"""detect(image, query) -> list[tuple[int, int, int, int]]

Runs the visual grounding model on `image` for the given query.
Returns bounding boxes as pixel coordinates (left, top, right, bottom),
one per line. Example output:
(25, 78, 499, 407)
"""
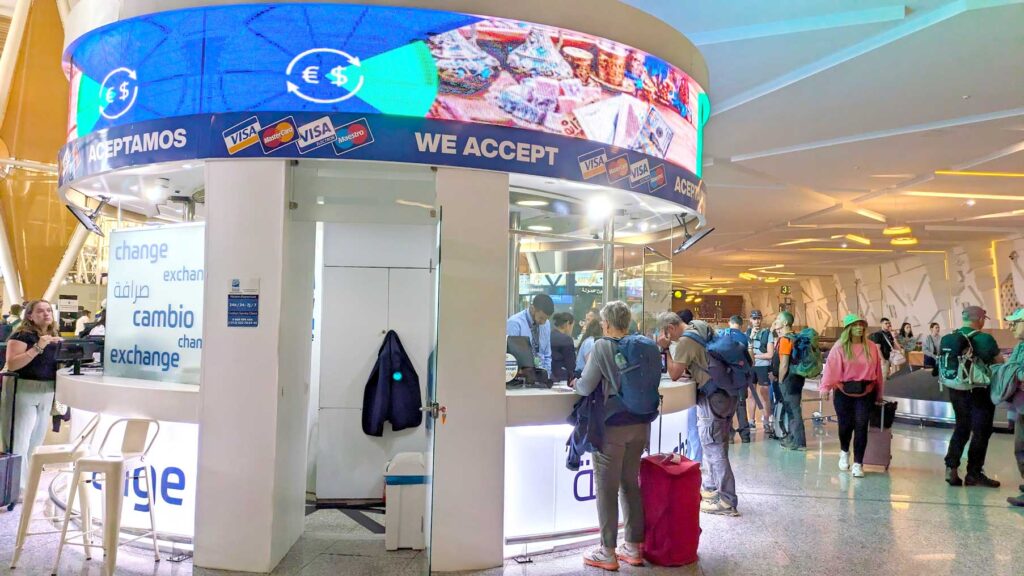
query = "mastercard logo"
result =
(607, 157, 629, 181)
(259, 117, 298, 153)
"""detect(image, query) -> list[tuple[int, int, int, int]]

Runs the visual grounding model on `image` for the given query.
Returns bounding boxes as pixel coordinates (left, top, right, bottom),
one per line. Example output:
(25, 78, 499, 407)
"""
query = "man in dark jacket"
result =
(550, 312, 577, 384)
(869, 317, 895, 376)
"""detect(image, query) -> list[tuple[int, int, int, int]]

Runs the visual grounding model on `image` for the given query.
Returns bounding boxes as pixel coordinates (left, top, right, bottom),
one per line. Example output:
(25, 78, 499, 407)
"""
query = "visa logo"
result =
(296, 116, 337, 154)
(629, 159, 650, 185)
(222, 117, 262, 155)
(578, 149, 608, 180)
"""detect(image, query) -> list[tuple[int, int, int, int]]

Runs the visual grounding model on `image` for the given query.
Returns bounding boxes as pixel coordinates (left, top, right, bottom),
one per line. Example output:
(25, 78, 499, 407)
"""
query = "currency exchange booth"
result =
(56, 0, 710, 572)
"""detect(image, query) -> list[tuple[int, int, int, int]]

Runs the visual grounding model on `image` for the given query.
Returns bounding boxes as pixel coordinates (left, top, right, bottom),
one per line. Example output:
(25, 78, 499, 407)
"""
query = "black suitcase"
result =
(0, 371, 21, 511)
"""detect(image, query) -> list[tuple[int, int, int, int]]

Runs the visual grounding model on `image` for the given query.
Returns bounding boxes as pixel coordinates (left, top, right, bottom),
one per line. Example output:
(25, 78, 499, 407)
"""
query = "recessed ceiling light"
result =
(527, 225, 553, 232)
(965, 199, 977, 207)
(639, 221, 650, 232)
(764, 277, 780, 284)
(316, 196, 325, 205)
(841, 243, 849, 249)
(129, 184, 139, 192)
(716, 289, 727, 294)
(516, 200, 549, 207)
(587, 196, 613, 222)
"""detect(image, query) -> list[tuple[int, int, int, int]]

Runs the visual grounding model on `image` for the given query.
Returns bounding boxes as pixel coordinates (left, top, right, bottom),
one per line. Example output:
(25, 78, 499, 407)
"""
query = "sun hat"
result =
(842, 313, 867, 328)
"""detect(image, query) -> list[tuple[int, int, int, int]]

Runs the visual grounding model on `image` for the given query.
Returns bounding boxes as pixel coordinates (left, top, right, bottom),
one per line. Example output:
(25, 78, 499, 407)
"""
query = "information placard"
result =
(105, 224, 205, 384)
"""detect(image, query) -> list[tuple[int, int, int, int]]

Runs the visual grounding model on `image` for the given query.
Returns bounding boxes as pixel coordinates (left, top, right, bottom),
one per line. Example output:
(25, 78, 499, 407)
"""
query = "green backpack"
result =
(790, 328, 823, 378)
(937, 330, 991, 391)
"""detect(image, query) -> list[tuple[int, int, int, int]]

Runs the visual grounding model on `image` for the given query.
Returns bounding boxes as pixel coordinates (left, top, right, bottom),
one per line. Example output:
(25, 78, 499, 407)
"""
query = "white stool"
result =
(52, 418, 160, 576)
(10, 413, 102, 569)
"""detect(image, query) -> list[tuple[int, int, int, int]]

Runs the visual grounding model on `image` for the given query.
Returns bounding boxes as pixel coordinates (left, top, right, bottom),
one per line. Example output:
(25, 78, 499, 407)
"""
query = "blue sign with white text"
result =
(227, 294, 259, 328)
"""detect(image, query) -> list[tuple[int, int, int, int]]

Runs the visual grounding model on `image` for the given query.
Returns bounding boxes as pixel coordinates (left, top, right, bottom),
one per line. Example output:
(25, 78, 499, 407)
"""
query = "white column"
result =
(194, 160, 311, 572)
(430, 168, 508, 572)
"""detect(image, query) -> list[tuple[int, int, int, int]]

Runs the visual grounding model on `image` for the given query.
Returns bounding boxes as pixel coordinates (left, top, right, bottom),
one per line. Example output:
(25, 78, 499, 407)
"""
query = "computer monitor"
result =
(506, 336, 535, 369)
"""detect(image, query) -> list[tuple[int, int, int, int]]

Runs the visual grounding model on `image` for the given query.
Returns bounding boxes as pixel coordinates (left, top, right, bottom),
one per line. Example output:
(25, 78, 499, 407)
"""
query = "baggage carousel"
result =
(883, 367, 1013, 431)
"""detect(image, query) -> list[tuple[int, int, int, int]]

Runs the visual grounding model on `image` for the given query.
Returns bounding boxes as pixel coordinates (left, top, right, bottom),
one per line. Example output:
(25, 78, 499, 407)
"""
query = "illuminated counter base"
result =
(504, 379, 696, 554)
(56, 370, 199, 541)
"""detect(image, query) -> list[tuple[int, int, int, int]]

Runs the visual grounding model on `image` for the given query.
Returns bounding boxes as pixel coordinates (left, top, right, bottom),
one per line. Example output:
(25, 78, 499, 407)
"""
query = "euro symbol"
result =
(302, 66, 319, 85)
(105, 88, 115, 104)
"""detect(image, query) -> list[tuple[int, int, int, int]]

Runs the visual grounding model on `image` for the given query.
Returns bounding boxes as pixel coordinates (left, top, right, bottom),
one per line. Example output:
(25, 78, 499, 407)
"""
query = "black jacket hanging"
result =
(362, 330, 423, 436)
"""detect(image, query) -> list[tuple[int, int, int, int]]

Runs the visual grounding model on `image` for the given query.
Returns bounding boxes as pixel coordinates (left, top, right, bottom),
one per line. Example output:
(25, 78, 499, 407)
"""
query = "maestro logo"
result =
(259, 117, 298, 154)
(333, 118, 374, 156)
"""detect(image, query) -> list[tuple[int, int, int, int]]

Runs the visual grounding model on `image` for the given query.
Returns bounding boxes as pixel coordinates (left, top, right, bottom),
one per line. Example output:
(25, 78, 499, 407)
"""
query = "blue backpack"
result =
(682, 330, 754, 398)
(604, 335, 662, 418)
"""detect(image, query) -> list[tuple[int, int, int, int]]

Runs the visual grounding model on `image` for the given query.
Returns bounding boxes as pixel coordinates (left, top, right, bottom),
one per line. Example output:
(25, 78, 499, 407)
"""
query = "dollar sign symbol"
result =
(328, 65, 348, 88)
(119, 81, 130, 101)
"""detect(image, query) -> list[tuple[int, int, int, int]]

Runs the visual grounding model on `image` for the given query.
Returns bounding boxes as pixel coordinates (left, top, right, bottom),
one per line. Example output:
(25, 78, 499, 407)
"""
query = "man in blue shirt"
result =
(507, 294, 555, 374)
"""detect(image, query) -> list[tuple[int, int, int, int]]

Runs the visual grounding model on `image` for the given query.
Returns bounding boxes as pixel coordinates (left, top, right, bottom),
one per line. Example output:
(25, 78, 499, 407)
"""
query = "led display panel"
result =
(65, 3, 706, 174)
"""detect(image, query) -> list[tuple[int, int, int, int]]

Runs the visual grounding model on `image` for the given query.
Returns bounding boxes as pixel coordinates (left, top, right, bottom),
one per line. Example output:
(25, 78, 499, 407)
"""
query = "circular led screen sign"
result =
(60, 3, 709, 213)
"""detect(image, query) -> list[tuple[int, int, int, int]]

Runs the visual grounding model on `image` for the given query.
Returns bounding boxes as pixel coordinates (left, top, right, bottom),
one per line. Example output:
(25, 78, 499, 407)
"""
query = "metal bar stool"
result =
(10, 413, 102, 569)
(52, 418, 161, 576)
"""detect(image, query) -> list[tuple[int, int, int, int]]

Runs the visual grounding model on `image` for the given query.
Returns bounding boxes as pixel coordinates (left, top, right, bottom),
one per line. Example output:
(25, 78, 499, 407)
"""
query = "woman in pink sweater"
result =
(821, 314, 885, 478)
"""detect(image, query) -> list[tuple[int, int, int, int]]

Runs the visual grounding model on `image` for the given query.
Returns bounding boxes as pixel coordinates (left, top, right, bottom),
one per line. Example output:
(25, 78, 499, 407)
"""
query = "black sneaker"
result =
(964, 472, 1000, 488)
(945, 467, 963, 487)
(1008, 495, 1024, 507)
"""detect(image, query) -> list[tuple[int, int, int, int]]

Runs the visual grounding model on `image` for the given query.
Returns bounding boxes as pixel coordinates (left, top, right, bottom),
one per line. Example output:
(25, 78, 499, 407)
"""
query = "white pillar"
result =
(430, 168, 508, 572)
(194, 160, 312, 572)
(43, 224, 90, 302)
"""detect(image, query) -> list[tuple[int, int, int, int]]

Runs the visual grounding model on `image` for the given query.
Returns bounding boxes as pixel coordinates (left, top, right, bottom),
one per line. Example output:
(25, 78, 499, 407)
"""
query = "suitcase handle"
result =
(1, 372, 17, 452)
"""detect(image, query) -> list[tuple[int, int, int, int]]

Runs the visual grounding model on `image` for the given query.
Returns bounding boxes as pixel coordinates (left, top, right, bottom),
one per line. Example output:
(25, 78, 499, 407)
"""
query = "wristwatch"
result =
(33, 345, 44, 354)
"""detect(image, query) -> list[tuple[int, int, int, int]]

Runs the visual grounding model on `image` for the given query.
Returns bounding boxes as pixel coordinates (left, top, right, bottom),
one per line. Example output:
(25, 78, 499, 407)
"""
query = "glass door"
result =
(642, 246, 673, 336)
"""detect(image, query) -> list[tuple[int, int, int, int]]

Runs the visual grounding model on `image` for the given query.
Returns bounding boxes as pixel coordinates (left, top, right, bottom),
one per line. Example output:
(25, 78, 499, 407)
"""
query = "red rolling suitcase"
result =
(639, 453, 701, 566)
(863, 401, 895, 471)
(0, 372, 21, 511)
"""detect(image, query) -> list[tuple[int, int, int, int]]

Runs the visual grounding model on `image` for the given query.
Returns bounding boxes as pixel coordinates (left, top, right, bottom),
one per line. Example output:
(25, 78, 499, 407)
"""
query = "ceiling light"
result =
(693, 297, 703, 303)
(128, 184, 139, 192)
(776, 238, 825, 247)
(965, 199, 976, 207)
(702, 288, 714, 293)
(964, 208, 1024, 221)
(749, 264, 784, 271)
(903, 191, 1024, 202)
(739, 272, 759, 281)
(685, 295, 695, 303)
(848, 207, 887, 222)
(841, 243, 849, 248)
(764, 277, 779, 284)
(716, 289, 727, 294)
(316, 196, 325, 205)
(587, 196, 613, 222)
(144, 186, 163, 202)
(934, 170, 1024, 178)
(638, 221, 650, 232)
(844, 234, 871, 246)
(516, 199, 549, 207)
(882, 225, 912, 236)
(182, 163, 194, 170)
(800, 247, 893, 253)
(527, 225, 553, 232)
(890, 237, 919, 246)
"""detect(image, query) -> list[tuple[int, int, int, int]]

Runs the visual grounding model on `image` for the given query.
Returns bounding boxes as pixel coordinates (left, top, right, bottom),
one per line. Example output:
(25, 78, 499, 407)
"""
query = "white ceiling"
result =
(623, 0, 1024, 289)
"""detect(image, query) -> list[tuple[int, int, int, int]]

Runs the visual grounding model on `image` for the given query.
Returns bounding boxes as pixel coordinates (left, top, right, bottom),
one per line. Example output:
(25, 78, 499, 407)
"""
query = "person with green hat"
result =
(819, 314, 885, 478)
(997, 308, 1024, 507)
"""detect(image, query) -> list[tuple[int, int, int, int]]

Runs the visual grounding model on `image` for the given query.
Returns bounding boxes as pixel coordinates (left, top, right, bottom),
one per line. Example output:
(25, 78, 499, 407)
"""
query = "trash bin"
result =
(384, 452, 427, 551)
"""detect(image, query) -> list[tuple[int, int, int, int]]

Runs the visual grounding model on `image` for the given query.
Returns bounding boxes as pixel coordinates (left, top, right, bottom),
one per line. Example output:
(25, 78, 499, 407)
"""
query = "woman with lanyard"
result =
(820, 314, 884, 478)
(1, 300, 62, 496)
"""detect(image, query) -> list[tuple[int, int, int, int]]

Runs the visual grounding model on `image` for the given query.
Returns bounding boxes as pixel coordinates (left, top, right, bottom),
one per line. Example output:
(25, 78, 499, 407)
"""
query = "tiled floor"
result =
(2, 420, 1023, 575)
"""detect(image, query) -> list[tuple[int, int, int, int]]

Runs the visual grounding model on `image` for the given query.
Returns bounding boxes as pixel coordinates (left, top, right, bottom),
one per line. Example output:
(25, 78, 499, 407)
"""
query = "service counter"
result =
(503, 377, 697, 554)
(56, 369, 199, 543)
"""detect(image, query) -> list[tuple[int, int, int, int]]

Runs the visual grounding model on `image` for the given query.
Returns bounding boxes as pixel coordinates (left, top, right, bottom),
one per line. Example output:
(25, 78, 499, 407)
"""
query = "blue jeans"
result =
(683, 406, 702, 462)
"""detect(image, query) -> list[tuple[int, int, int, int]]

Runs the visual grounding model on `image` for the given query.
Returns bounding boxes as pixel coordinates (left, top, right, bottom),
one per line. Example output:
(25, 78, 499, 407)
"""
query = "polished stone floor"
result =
(2, 419, 1023, 575)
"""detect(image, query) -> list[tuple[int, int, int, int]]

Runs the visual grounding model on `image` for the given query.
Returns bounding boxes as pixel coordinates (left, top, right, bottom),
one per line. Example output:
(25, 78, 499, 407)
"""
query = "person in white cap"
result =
(998, 308, 1024, 507)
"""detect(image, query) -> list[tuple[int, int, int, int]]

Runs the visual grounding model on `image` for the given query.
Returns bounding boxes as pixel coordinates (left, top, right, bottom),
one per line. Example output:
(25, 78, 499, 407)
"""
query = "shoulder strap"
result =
(681, 332, 707, 348)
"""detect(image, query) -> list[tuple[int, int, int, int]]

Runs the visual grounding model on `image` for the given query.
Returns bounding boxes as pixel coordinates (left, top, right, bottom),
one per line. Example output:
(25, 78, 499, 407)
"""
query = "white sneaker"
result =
(852, 463, 865, 478)
(838, 451, 850, 471)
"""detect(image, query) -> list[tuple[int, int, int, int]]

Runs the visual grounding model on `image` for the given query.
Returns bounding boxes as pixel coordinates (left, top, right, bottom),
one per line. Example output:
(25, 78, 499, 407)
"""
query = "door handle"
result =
(420, 402, 447, 423)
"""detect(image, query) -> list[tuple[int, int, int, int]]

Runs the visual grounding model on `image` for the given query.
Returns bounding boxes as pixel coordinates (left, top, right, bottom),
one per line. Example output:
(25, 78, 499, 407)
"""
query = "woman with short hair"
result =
(575, 301, 658, 570)
(820, 314, 884, 478)
(1, 300, 63, 494)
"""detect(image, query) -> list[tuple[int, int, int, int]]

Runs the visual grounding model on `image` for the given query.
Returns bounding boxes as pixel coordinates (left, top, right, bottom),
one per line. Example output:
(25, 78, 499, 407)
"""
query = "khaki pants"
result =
(593, 422, 650, 549)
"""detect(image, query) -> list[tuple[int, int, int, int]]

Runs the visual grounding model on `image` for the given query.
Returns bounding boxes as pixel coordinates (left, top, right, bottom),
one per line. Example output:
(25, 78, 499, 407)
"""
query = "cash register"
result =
(505, 335, 552, 389)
